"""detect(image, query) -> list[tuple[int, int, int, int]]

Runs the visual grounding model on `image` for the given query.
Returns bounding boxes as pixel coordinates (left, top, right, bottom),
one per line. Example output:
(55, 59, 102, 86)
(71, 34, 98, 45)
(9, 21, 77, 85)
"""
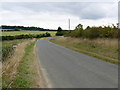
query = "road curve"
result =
(36, 37, 118, 88)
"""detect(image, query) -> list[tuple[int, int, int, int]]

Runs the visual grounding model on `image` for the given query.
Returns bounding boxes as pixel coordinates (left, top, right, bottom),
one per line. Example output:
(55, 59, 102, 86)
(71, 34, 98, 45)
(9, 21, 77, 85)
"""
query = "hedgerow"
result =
(64, 24, 118, 39)
(1, 32, 51, 41)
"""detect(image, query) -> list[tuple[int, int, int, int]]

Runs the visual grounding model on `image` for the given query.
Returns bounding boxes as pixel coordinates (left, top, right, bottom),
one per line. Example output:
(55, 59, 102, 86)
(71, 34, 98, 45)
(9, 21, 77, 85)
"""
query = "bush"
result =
(44, 32, 51, 37)
(87, 27, 100, 39)
(56, 31, 63, 36)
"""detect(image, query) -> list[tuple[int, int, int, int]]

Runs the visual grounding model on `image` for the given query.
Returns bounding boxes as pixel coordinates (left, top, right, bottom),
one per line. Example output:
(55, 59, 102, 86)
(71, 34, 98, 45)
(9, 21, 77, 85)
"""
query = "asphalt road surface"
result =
(36, 37, 118, 88)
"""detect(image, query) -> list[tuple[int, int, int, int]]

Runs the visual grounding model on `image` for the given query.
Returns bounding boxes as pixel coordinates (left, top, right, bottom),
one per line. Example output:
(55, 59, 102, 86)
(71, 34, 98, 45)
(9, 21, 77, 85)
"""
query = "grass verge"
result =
(11, 40, 36, 88)
(50, 37, 119, 65)
(2, 40, 29, 88)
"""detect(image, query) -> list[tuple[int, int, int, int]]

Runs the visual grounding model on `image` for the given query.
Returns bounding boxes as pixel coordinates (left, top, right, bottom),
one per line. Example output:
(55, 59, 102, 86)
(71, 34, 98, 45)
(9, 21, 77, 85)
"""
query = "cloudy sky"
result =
(0, 0, 119, 30)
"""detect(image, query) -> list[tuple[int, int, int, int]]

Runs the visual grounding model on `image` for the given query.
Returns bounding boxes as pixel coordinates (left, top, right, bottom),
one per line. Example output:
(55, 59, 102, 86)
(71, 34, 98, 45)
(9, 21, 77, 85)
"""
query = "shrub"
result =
(56, 31, 63, 36)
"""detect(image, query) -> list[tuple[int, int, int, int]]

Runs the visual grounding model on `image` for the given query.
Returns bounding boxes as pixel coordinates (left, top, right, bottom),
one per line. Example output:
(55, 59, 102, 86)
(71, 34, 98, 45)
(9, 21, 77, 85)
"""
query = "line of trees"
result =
(1, 25, 52, 31)
(58, 24, 118, 39)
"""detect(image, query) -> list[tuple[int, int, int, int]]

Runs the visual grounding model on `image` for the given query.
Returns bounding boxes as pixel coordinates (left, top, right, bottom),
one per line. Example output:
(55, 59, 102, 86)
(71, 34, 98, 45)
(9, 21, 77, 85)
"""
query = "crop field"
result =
(2, 31, 57, 36)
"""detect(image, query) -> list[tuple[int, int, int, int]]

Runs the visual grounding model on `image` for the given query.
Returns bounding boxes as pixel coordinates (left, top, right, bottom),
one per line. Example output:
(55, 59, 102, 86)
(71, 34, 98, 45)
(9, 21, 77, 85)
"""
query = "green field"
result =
(2, 31, 57, 36)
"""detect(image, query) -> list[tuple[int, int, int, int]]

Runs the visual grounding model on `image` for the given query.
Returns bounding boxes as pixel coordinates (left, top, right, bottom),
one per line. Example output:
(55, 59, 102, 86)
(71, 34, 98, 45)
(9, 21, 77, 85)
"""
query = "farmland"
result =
(2, 31, 57, 36)
(1, 30, 54, 61)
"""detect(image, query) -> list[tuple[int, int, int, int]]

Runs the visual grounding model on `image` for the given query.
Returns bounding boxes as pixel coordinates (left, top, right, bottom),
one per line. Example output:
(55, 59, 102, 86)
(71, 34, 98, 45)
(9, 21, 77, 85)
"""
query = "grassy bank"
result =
(2, 40, 29, 88)
(2, 40, 26, 62)
(11, 40, 37, 88)
(2, 31, 56, 36)
(50, 37, 119, 65)
(2, 40, 37, 88)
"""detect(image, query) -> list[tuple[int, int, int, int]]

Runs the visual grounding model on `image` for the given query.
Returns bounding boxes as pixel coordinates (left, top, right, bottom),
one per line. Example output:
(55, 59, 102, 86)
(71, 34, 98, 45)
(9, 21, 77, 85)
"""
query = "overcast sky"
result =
(0, 1, 119, 30)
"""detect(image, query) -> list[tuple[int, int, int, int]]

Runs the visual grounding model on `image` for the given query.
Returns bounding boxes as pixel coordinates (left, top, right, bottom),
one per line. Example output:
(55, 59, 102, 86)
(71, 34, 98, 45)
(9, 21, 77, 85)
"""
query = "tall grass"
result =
(2, 46, 14, 62)
(2, 40, 26, 62)
(50, 37, 118, 64)
(12, 40, 36, 88)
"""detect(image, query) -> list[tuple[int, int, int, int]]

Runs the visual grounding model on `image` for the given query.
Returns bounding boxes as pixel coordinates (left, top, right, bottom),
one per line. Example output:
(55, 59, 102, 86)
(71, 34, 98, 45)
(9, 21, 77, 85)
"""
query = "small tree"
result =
(75, 24, 83, 30)
(58, 27, 62, 31)
(56, 27, 63, 36)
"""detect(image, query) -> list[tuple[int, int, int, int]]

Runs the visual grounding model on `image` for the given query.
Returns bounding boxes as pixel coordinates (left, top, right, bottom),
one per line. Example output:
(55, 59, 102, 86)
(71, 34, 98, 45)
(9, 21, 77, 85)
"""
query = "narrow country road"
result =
(36, 37, 118, 88)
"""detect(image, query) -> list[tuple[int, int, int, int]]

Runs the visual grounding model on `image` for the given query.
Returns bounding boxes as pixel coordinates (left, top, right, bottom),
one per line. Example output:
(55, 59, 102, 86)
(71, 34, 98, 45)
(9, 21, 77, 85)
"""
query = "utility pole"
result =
(68, 18, 70, 30)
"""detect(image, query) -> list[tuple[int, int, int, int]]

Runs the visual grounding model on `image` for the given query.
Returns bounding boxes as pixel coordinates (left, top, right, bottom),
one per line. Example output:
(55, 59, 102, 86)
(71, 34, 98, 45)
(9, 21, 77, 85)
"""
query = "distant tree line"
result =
(56, 24, 118, 39)
(1, 32, 51, 41)
(1, 25, 54, 31)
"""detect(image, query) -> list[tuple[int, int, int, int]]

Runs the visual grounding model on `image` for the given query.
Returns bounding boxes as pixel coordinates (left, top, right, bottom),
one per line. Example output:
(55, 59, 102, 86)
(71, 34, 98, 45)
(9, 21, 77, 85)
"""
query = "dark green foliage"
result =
(44, 32, 51, 37)
(58, 27, 62, 32)
(65, 24, 84, 37)
(1, 25, 56, 31)
(56, 27, 64, 36)
(65, 24, 118, 39)
(14, 28, 20, 31)
(1, 32, 51, 41)
(2, 46, 14, 62)
(56, 31, 68, 36)
(75, 24, 83, 30)
(56, 31, 63, 36)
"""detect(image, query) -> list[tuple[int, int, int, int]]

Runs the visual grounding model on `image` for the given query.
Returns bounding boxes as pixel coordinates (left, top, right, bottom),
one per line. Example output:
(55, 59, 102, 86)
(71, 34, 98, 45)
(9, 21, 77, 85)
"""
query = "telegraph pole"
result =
(68, 18, 70, 30)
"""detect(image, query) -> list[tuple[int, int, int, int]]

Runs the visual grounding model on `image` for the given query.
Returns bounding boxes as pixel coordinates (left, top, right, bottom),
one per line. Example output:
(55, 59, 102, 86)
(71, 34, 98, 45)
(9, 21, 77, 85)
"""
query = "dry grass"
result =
(2, 38, 48, 88)
(2, 40, 31, 88)
(50, 37, 118, 64)
(11, 38, 49, 88)
(57, 37, 118, 49)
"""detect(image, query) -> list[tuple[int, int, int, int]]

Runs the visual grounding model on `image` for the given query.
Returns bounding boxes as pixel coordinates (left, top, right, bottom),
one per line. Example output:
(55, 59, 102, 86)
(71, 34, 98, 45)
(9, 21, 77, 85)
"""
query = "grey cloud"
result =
(1, 2, 117, 20)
